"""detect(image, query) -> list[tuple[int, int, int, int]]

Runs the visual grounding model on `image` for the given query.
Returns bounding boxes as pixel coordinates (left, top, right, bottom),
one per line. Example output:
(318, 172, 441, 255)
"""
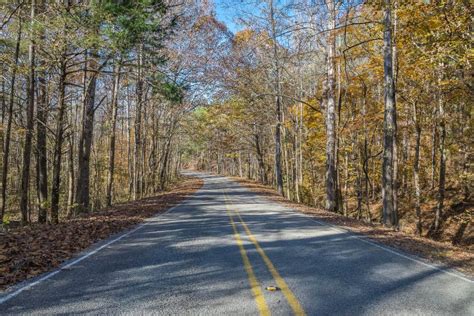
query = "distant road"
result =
(1, 172, 473, 315)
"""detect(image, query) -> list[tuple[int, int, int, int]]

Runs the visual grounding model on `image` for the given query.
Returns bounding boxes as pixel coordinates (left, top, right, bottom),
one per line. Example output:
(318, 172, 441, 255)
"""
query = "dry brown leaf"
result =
(0, 177, 203, 290)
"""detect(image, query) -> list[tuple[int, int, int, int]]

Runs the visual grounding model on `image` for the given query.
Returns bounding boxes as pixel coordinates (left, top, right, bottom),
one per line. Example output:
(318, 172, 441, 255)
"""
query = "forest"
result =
(0, 0, 472, 274)
(181, 0, 473, 246)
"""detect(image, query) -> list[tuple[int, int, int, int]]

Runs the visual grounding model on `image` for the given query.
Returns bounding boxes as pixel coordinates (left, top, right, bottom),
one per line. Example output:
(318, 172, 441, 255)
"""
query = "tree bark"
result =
(50, 58, 67, 224)
(75, 49, 98, 214)
(36, 1, 48, 224)
(361, 84, 371, 221)
(106, 62, 122, 206)
(160, 127, 174, 190)
(298, 102, 303, 202)
(255, 132, 268, 184)
(412, 101, 422, 236)
(325, 0, 338, 212)
(134, 44, 144, 200)
(1, 65, 5, 125)
(126, 90, 133, 199)
(238, 151, 243, 178)
(430, 114, 437, 190)
(1, 17, 21, 223)
(268, 0, 284, 195)
(141, 97, 148, 195)
(391, 0, 399, 225)
(20, 0, 36, 224)
(435, 68, 446, 232)
(381, 0, 398, 227)
(67, 135, 75, 216)
(282, 122, 291, 199)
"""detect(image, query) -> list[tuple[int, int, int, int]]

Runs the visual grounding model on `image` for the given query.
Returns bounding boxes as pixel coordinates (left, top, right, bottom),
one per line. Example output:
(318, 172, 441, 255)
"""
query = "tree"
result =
(106, 61, 121, 206)
(179, 0, 471, 245)
(325, 0, 338, 213)
(36, 0, 48, 223)
(1, 14, 22, 224)
(75, 47, 102, 214)
(381, 0, 397, 227)
(20, 0, 36, 224)
(0, 0, 471, 249)
(268, 0, 284, 196)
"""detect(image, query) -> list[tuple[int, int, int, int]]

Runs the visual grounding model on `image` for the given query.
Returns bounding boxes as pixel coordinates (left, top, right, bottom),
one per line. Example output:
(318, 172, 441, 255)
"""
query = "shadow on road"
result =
(3, 173, 473, 315)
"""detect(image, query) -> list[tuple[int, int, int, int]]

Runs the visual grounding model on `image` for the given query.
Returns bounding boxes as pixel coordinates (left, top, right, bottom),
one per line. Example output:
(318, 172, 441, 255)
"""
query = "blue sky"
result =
(214, 0, 292, 35)
(214, 0, 248, 34)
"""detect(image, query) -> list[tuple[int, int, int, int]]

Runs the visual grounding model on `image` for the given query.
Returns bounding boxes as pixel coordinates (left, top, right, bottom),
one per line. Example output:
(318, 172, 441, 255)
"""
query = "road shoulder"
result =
(0, 176, 203, 291)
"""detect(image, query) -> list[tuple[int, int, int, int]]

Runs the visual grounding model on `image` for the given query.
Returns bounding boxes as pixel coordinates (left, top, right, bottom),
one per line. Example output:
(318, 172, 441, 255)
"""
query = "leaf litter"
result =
(0, 177, 203, 290)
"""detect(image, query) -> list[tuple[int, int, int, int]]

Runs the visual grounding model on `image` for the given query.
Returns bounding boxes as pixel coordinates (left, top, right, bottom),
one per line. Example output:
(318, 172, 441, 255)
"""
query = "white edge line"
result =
(0, 196, 194, 305)
(308, 217, 473, 283)
(229, 176, 474, 284)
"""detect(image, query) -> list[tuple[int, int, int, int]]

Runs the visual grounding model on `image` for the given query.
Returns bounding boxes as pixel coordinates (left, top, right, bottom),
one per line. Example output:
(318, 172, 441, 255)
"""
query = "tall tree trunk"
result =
(141, 96, 148, 195)
(238, 151, 243, 178)
(461, 107, 470, 200)
(176, 150, 182, 178)
(435, 68, 446, 232)
(1, 65, 5, 125)
(160, 130, 174, 190)
(67, 136, 75, 216)
(282, 123, 291, 199)
(255, 132, 268, 184)
(126, 90, 133, 199)
(149, 105, 159, 193)
(247, 153, 251, 179)
(134, 44, 144, 200)
(1, 18, 21, 223)
(361, 84, 371, 221)
(336, 57, 344, 214)
(298, 102, 303, 202)
(381, 0, 398, 227)
(50, 0, 71, 224)
(106, 62, 122, 206)
(36, 1, 48, 223)
(20, 0, 36, 224)
(412, 101, 422, 236)
(430, 113, 437, 190)
(75, 50, 98, 214)
(391, 0, 399, 224)
(268, 0, 284, 195)
(50, 58, 67, 224)
(293, 132, 298, 202)
(294, 104, 300, 202)
(325, 0, 338, 212)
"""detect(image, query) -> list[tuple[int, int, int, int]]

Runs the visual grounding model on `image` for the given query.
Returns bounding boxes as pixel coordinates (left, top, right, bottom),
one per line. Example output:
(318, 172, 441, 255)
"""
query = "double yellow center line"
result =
(223, 190, 306, 316)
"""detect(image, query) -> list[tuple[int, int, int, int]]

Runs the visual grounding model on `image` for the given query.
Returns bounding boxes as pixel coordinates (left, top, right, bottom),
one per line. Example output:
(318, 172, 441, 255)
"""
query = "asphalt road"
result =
(1, 172, 473, 315)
